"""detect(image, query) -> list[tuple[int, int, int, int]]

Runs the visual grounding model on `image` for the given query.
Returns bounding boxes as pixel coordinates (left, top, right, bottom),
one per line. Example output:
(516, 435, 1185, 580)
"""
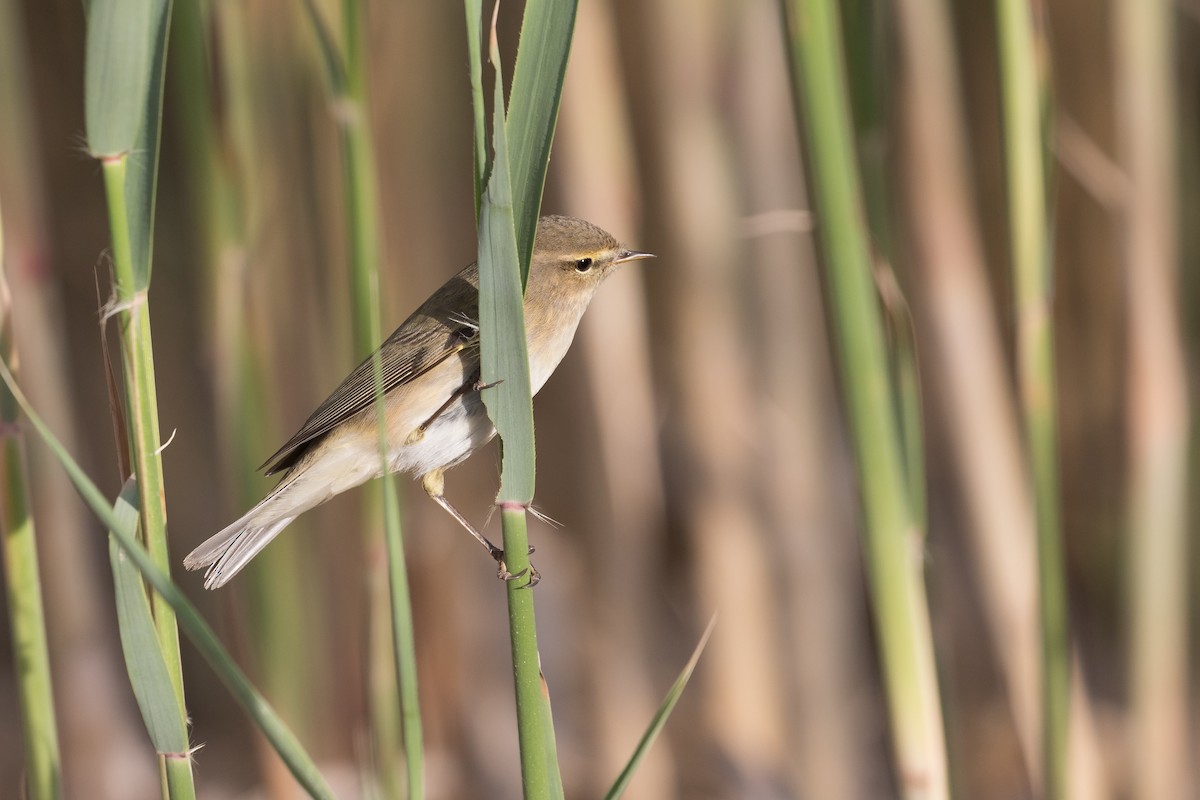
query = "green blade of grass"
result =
(123, 0, 172, 286)
(108, 478, 190, 758)
(474, 3, 575, 795)
(604, 616, 716, 800)
(506, 0, 578, 274)
(0, 363, 337, 800)
(84, 0, 154, 158)
(479, 20, 535, 505)
(477, 25, 552, 791)
(465, 0, 487, 216)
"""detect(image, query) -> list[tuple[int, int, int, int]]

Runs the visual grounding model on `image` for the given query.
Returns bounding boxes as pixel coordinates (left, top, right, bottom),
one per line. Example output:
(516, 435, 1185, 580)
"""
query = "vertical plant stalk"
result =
(1115, 1, 1191, 798)
(339, 0, 384, 362)
(0, 210, 63, 800)
(302, 0, 426, 791)
(474, 8, 566, 794)
(367, 265, 425, 799)
(500, 508, 553, 798)
(101, 157, 196, 800)
(101, 158, 183, 703)
(780, 1, 949, 798)
(87, 0, 192, 791)
(995, 2, 1068, 797)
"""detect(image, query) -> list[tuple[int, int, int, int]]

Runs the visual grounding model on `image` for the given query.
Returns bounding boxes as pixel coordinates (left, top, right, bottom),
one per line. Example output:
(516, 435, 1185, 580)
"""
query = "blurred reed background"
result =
(0, 0, 1197, 798)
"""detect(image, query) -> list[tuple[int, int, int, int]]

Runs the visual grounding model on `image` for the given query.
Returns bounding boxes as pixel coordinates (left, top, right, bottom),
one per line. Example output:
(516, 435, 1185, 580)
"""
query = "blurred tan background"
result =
(1, 0, 1197, 798)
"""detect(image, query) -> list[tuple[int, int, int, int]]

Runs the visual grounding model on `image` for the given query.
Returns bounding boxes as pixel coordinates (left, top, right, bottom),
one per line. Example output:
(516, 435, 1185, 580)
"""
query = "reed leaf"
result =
(107, 478, 189, 759)
(477, 17, 556, 794)
(84, 0, 154, 159)
(479, 24, 535, 504)
(506, 0, 578, 273)
(604, 616, 716, 800)
(465, 0, 487, 215)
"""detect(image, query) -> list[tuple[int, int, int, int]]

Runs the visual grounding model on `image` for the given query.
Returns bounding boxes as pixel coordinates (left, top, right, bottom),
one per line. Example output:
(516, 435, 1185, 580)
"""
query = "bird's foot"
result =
(490, 545, 540, 587)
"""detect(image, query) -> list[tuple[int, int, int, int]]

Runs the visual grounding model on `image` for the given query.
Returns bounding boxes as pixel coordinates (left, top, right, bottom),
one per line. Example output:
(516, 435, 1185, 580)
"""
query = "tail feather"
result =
(185, 442, 369, 588)
(184, 503, 297, 589)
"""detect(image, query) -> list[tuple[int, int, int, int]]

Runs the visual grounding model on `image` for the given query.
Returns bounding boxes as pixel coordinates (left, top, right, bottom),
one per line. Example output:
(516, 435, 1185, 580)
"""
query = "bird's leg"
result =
(405, 379, 473, 445)
(421, 470, 527, 582)
(405, 372, 502, 445)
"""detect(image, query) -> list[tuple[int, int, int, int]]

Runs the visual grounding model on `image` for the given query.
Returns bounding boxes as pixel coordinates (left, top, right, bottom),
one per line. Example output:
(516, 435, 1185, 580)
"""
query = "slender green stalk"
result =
(475, 16, 562, 795)
(780, 1, 948, 797)
(0, 363, 337, 800)
(300, 0, 425, 791)
(471, 3, 576, 794)
(499, 507, 553, 799)
(368, 264, 424, 797)
(342, 17, 425, 800)
(0, 212, 63, 800)
(995, 2, 1067, 796)
(340, 0, 384, 362)
(102, 157, 183, 699)
(382, 473, 422, 798)
(101, 156, 195, 798)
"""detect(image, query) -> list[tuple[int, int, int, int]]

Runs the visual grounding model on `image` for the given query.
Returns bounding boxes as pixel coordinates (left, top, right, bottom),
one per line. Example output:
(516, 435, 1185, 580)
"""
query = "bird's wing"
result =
(261, 265, 481, 475)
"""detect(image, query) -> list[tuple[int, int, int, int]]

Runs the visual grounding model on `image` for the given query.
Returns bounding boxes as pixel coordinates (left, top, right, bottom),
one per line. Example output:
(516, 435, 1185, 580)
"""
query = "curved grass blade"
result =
(0, 364, 337, 800)
(604, 616, 715, 800)
(479, 20, 535, 505)
(108, 477, 189, 758)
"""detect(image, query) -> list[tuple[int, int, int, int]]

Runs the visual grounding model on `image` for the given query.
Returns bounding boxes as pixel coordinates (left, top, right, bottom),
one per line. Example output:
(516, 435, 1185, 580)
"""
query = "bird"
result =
(184, 215, 653, 589)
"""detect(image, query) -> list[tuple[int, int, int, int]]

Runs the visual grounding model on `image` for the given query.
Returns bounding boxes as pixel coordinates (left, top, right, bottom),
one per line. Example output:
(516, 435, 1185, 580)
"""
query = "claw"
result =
(497, 563, 529, 582)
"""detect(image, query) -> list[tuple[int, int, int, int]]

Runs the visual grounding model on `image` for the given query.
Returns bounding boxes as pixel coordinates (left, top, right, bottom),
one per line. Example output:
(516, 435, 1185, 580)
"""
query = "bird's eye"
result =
(574, 257, 594, 272)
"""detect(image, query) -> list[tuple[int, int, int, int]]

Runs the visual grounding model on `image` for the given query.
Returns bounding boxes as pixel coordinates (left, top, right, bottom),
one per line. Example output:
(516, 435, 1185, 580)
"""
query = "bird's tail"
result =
(183, 502, 297, 590)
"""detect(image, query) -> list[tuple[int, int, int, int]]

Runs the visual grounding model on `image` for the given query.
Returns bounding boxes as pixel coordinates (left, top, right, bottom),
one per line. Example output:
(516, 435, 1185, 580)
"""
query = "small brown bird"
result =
(184, 215, 653, 588)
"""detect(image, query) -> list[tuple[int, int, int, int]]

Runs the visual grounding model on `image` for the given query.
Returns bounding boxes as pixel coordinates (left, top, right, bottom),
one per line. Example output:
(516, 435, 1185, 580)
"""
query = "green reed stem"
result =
(101, 156, 195, 797)
(0, 221, 63, 800)
(323, 0, 425, 792)
(995, 1, 1068, 795)
(499, 507, 556, 800)
(781, 1, 949, 797)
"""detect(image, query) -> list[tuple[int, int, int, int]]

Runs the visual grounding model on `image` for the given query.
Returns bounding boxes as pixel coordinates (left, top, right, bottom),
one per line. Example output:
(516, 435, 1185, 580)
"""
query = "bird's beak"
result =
(614, 249, 656, 265)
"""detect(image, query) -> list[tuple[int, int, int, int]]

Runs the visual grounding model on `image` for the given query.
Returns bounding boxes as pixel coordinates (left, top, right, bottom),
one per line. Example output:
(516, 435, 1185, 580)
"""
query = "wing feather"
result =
(261, 264, 481, 475)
